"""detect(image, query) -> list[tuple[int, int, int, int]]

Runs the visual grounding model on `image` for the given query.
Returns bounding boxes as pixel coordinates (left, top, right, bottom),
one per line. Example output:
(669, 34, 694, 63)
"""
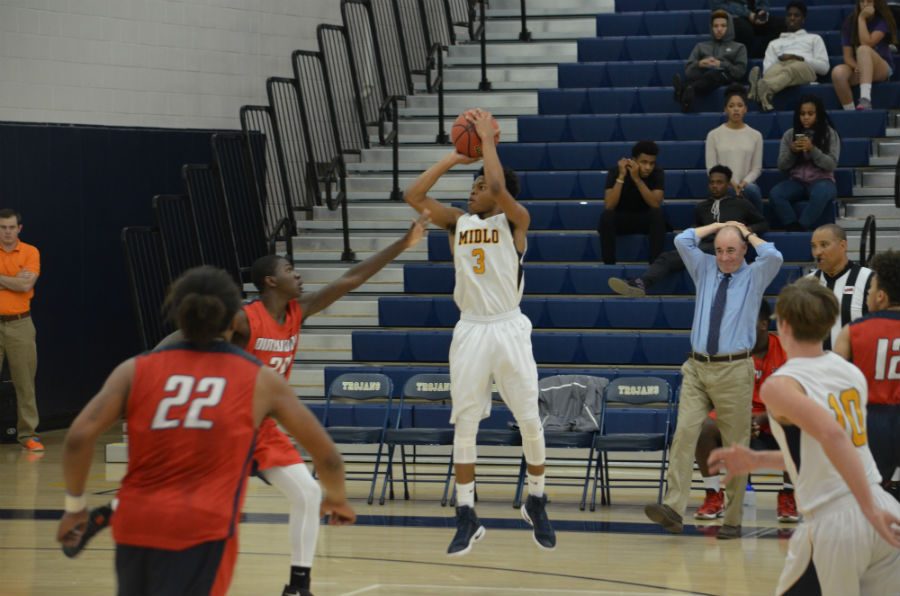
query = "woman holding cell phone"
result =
(769, 95, 841, 231)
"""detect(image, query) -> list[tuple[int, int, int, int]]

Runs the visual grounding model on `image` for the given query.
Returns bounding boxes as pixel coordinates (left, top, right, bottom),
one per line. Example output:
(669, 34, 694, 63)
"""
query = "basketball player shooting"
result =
(403, 108, 556, 556)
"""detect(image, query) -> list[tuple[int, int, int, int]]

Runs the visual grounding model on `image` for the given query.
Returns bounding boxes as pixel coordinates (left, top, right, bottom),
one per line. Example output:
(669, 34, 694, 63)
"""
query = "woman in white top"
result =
(705, 84, 764, 215)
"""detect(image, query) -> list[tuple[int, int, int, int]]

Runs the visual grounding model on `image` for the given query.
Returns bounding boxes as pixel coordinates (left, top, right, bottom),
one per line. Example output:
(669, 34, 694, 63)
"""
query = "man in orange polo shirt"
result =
(0, 209, 41, 452)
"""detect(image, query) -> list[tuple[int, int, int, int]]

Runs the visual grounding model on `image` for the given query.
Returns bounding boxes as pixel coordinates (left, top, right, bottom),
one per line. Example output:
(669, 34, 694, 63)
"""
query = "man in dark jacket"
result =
(674, 10, 748, 112)
(608, 165, 769, 297)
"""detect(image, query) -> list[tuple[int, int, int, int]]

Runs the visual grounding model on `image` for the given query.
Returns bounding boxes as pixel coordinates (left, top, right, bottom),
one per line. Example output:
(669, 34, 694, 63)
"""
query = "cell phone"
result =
(794, 133, 807, 140)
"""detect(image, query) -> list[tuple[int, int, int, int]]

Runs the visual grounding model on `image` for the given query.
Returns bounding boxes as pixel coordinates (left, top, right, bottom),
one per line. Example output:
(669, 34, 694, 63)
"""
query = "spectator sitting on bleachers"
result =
(832, 0, 898, 111)
(770, 95, 840, 231)
(597, 140, 667, 266)
(711, 0, 785, 59)
(674, 10, 748, 113)
(608, 165, 768, 297)
(706, 85, 764, 214)
(747, 1, 830, 113)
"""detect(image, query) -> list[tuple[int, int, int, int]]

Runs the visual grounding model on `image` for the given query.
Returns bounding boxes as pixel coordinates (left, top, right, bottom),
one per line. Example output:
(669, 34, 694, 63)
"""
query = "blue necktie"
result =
(706, 273, 731, 356)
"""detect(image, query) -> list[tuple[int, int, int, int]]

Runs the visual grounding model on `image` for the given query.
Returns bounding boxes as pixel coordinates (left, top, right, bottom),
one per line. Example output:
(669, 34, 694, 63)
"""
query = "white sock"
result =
(842, 102, 856, 110)
(527, 473, 545, 498)
(702, 476, 720, 492)
(456, 481, 475, 508)
(860, 83, 872, 100)
(892, 469, 900, 482)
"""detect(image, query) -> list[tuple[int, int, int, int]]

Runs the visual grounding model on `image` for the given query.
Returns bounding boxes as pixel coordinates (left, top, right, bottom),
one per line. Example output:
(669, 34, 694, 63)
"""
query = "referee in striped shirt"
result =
(807, 224, 872, 349)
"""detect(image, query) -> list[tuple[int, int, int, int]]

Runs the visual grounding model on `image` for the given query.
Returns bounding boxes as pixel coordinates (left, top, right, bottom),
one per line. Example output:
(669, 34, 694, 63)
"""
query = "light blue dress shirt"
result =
(675, 228, 784, 355)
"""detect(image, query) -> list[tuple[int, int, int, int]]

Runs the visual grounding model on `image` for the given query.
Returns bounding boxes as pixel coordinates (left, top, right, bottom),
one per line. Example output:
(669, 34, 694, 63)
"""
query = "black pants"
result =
(641, 241, 714, 289)
(116, 539, 227, 596)
(867, 404, 900, 485)
(732, 15, 785, 59)
(597, 208, 666, 265)
(684, 70, 732, 96)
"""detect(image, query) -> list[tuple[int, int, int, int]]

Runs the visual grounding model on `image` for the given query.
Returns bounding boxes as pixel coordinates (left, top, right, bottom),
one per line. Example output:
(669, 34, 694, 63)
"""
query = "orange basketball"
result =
(451, 111, 500, 158)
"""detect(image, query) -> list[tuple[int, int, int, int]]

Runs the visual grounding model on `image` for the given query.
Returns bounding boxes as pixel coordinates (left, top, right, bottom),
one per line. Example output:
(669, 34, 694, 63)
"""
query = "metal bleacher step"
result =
(292, 232, 429, 262)
(402, 90, 537, 112)
(369, 115, 518, 144)
(413, 64, 557, 92)
(486, 0, 614, 17)
(346, 171, 474, 200)
(288, 264, 405, 295)
(445, 41, 578, 66)
(454, 16, 599, 43)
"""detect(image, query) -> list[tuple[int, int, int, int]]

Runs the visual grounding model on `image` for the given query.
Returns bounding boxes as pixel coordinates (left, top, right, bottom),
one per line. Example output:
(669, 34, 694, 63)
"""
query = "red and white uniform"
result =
(113, 342, 261, 593)
(849, 311, 900, 406)
(244, 299, 304, 470)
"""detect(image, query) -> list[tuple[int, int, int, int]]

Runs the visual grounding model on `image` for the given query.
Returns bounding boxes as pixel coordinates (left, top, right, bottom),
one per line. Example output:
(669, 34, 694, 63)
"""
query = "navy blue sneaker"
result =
(62, 503, 113, 558)
(521, 494, 556, 550)
(447, 506, 485, 556)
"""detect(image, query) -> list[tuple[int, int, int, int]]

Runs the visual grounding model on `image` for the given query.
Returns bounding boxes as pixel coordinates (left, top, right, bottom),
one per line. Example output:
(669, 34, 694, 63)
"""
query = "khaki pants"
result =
(0, 317, 38, 443)
(663, 357, 753, 526)
(763, 60, 817, 95)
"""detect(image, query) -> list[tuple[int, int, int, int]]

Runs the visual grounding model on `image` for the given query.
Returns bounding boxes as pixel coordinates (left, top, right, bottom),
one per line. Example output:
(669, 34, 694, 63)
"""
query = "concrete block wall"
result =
(0, 0, 340, 129)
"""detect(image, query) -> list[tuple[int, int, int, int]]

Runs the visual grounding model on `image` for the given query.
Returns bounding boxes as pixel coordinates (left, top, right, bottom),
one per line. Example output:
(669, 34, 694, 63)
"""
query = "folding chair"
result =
(591, 376, 675, 511)
(380, 374, 455, 506)
(321, 373, 394, 504)
(513, 375, 606, 510)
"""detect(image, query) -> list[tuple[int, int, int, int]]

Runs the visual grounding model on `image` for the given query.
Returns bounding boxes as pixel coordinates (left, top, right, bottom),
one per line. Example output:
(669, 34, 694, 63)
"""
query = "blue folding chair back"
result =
(323, 372, 395, 504)
(591, 376, 675, 510)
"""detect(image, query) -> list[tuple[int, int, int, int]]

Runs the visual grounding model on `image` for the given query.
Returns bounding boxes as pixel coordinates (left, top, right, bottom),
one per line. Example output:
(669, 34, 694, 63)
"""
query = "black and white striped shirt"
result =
(808, 262, 873, 350)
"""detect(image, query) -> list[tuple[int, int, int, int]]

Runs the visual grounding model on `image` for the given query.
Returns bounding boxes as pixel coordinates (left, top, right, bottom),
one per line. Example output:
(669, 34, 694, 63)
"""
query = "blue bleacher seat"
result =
(557, 202, 603, 230)
(521, 298, 547, 327)
(607, 62, 658, 87)
(604, 298, 660, 329)
(532, 233, 594, 261)
(407, 331, 451, 362)
(803, 5, 849, 30)
(568, 114, 619, 142)
(432, 298, 460, 326)
(655, 60, 683, 87)
(619, 114, 670, 141)
(643, 11, 694, 36)
(660, 299, 695, 329)
(668, 113, 721, 141)
(548, 143, 600, 170)
(765, 232, 813, 262)
(527, 203, 557, 230)
(558, 63, 608, 89)
(743, 112, 778, 139)
(526, 171, 580, 198)
(587, 89, 638, 114)
(626, 37, 674, 61)
(569, 264, 619, 294)
(664, 170, 685, 197)
(616, 0, 660, 10)
(533, 332, 582, 363)
(666, 201, 696, 228)
(517, 115, 569, 143)
(578, 171, 608, 199)
(640, 333, 691, 365)
(525, 265, 570, 293)
(582, 333, 641, 364)
(655, 141, 705, 169)
(497, 143, 548, 170)
(578, 39, 625, 62)
(545, 298, 605, 328)
(353, 331, 408, 361)
(539, 89, 588, 115)
(596, 13, 645, 37)
(379, 297, 432, 327)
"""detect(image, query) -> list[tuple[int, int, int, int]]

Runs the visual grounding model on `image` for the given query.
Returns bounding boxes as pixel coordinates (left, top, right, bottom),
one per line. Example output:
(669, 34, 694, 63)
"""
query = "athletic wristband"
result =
(64, 493, 87, 513)
(615, 178, 625, 184)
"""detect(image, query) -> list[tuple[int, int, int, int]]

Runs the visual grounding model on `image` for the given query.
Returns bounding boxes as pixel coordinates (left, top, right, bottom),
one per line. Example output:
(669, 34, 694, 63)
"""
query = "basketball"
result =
(451, 110, 500, 158)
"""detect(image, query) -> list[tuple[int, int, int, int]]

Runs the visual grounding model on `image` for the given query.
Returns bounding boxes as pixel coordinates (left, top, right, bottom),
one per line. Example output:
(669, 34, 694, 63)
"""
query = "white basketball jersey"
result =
(769, 352, 882, 514)
(453, 213, 524, 316)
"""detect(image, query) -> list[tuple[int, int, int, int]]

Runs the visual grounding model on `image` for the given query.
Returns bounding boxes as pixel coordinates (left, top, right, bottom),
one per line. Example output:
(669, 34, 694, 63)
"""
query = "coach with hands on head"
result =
(645, 221, 783, 540)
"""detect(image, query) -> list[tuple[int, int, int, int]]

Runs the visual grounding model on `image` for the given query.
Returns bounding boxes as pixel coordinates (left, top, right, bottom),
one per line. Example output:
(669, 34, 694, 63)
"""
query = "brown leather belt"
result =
(690, 350, 751, 363)
(0, 311, 30, 322)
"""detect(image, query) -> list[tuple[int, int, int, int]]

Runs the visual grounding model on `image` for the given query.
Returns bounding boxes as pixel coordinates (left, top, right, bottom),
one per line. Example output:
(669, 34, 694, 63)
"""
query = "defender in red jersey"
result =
(835, 250, 900, 500)
(57, 267, 354, 596)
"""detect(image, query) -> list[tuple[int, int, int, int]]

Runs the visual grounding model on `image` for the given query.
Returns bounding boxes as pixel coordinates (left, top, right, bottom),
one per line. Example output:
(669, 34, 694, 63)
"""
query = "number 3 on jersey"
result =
(151, 375, 226, 430)
(827, 388, 867, 447)
(472, 248, 486, 274)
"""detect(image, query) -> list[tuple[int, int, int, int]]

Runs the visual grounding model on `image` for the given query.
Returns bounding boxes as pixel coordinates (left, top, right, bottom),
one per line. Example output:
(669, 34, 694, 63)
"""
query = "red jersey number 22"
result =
(151, 375, 227, 430)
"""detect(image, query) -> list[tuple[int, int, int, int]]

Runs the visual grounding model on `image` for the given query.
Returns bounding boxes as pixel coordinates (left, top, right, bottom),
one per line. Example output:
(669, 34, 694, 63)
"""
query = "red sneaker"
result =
(21, 438, 44, 452)
(694, 489, 725, 519)
(777, 490, 799, 523)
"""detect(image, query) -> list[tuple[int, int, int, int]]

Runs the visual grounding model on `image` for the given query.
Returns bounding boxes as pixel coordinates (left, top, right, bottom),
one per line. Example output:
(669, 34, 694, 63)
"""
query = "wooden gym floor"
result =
(0, 426, 796, 595)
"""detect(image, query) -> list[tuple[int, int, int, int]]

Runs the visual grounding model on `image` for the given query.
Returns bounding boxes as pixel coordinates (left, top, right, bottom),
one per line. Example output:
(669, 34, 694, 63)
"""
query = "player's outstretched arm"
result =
(468, 109, 530, 235)
(57, 359, 135, 547)
(403, 152, 471, 230)
(255, 366, 355, 525)
(762, 376, 900, 548)
(300, 211, 431, 320)
(708, 444, 785, 482)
